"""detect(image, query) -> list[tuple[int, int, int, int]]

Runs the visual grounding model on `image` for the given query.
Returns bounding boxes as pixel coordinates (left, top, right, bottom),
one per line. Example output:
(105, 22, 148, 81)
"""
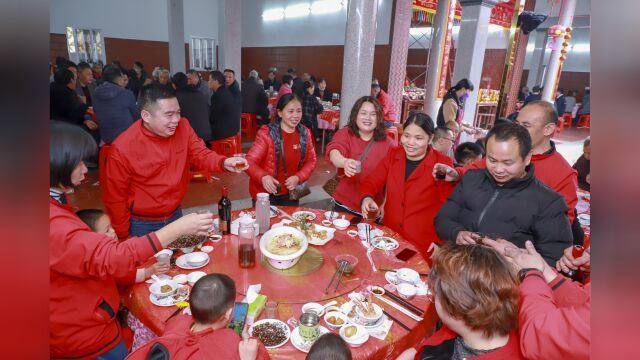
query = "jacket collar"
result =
(138, 119, 184, 141)
(394, 146, 437, 182)
(49, 196, 75, 212)
(483, 163, 535, 189)
(532, 140, 557, 160)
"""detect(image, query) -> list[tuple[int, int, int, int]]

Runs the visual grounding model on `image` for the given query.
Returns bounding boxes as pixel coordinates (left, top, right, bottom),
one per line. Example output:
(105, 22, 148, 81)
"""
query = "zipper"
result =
(478, 189, 499, 226)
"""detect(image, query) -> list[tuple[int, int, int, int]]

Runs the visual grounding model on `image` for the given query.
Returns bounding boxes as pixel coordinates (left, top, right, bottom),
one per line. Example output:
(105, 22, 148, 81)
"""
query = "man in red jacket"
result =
(103, 84, 247, 239)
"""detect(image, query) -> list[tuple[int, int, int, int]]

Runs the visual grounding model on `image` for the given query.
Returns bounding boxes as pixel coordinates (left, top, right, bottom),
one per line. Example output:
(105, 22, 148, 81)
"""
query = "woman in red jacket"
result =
(246, 93, 317, 206)
(49, 122, 213, 360)
(360, 113, 455, 257)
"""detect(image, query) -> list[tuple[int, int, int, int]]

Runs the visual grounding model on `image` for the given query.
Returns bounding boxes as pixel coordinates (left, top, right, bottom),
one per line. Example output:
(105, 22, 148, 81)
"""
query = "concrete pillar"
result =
(541, 0, 577, 101)
(218, 0, 242, 88)
(423, 0, 457, 120)
(452, 0, 502, 126)
(339, 0, 379, 127)
(167, 0, 185, 73)
(387, 0, 413, 119)
(526, 29, 547, 89)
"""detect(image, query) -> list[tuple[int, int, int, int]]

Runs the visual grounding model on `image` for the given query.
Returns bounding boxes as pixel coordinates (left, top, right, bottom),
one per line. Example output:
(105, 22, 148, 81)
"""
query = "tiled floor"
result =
(68, 127, 590, 214)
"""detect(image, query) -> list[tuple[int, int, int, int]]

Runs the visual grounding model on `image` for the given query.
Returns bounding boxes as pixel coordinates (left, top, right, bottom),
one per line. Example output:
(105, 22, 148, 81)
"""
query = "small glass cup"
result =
(354, 160, 362, 174)
(156, 250, 172, 265)
(265, 301, 278, 319)
(233, 153, 247, 170)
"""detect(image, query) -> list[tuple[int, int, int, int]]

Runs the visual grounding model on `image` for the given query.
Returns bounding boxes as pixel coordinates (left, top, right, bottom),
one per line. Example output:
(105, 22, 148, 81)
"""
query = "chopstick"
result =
(379, 268, 429, 277)
(334, 261, 348, 292)
(383, 291, 424, 317)
(383, 310, 411, 332)
(325, 261, 346, 294)
(375, 295, 423, 321)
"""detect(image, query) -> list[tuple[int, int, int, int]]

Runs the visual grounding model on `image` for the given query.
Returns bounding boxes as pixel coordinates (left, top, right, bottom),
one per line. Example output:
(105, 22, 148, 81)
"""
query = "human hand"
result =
(238, 323, 260, 360)
(261, 175, 280, 194)
(504, 240, 546, 273)
(433, 163, 459, 182)
(343, 158, 359, 177)
(395, 348, 417, 360)
(84, 119, 98, 130)
(427, 242, 440, 259)
(146, 261, 171, 278)
(556, 245, 591, 273)
(481, 237, 521, 256)
(456, 231, 478, 245)
(78, 95, 87, 104)
(171, 212, 215, 237)
(224, 156, 249, 173)
(284, 175, 300, 191)
(361, 197, 378, 217)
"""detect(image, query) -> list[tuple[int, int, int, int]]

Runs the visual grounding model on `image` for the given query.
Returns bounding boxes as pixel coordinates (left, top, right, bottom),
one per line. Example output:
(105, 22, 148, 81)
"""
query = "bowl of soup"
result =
(259, 227, 308, 270)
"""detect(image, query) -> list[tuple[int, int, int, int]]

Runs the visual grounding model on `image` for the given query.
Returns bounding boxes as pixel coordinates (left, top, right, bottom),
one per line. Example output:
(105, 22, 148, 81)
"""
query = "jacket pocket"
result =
(94, 297, 116, 322)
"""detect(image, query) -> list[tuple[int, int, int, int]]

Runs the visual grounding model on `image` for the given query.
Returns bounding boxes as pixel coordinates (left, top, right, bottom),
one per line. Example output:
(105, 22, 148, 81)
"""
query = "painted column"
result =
(526, 29, 548, 89)
(218, 0, 242, 88)
(167, 0, 185, 73)
(339, 0, 379, 127)
(387, 0, 413, 120)
(541, 0, 577, 102)
(423, 0, 457, 120)
(452, 0, 502, 126)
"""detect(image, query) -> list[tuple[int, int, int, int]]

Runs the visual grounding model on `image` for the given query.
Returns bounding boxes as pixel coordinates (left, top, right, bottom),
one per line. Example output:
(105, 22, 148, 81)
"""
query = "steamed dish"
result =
(267, 233, 302, 255)
(327, 316, 344, 326)
(344, 325, 357, 338)
(160, 284, 172, 293)
(285, 219, 328, 241)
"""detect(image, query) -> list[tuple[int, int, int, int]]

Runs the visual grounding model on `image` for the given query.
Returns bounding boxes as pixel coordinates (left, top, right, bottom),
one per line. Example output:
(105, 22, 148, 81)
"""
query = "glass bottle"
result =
(218, 186, 231, 235)
(255, 192, 270, 234)
(238, 217, 256, 268)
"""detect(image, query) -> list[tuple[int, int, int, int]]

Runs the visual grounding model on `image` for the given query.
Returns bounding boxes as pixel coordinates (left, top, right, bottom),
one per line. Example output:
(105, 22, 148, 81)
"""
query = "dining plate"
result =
(175, 253, 210, 270)
(370, 236, 399, 251)
(290, 325, 330, 353)
(578, 213, 590, 225)
(149, 285, 190, 307)
(292, 211, 316, 221)
(249, 319, 291, 349)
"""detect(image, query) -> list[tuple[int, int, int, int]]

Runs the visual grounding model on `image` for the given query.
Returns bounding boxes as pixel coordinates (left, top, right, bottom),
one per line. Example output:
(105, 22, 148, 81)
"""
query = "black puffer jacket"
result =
(434, 165, 572, 265)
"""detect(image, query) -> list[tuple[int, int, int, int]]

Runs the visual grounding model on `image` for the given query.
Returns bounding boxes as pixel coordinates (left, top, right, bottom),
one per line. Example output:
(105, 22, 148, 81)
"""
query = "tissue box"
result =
(246, 294, 267, 325)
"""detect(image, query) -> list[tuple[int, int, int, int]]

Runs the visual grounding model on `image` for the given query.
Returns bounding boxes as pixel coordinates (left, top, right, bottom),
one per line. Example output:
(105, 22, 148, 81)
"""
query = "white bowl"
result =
(332, 218, 350, 230)
(200, 245, 214, 253)
(397, 283, 417, 300)
(356, 303, 383, 327)
(187, 271, 207, 286)
(173, 274, 188, 284)
(186, 252, 209, 267)
(324, 311, 349, 330)
(324, 211, 339, 221)
(302, 302, 325, 317)
(339, 324, 369, 347)
(149, 279, 178, 297)
(181, 247, 195, 254)
(396, 268, 420, 284)
(259, 227, 308, 270)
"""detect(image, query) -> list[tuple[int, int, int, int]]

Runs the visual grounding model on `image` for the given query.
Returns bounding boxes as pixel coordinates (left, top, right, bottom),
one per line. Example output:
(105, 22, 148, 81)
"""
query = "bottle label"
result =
(220, 220, 228, 232)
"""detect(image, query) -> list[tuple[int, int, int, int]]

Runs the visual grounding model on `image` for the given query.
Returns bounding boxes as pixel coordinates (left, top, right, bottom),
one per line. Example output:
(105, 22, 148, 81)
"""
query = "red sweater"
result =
(325, 128, 397, 211)
(457, 144, 578, 222)
(246, 126, 317, 199)
(50, 199, 163, 359)
(414, 325, 525, 359)
(518, 271, 590, 359)
(360, 147, 455, 257)
(376, 89, 398, 123)
(103, 119, 227, 238)
(126, 313, 270, 360)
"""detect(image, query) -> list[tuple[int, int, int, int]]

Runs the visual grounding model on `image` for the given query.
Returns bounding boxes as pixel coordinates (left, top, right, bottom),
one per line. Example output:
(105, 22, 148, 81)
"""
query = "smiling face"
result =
(485, 136, 531, 185)
(401, 123, 432, 160)
(141, 98, 181, 137)
(277, 98, 302, 132)
(355, 101, 378, 136)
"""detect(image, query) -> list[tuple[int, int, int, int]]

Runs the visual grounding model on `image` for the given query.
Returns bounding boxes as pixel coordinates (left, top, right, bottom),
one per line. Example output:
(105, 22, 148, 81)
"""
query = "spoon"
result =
(320, 300, 338, 312)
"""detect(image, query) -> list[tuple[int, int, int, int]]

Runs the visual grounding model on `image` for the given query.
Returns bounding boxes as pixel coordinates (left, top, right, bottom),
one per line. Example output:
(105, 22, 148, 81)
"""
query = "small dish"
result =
(397, 283, 417, 300)
(324, 211, 339, 221)
(149, 279, 178, 298)
(200, 245, 214, 253)
(347, 230, 358, 238)
(355, 303, 383, 327)
(290, 325, 329, 353)
(181, 247, 195, 254)
(370, 236, 399, 251)
(396, 268, 420, 284)
(172, 274, 187, 284)
(292, 211, 316, 221)
(176, 253, 210, 270)
(187, 271, 207, 286)
(339, 324, 369, 348)
(333, 218, 350, 230)
(208, 234, 223, 242)
(369, 286, 385, 296)
(321, 219, 333, 227)
(335, 254, 358, 274)
(302, 302, 325, 317)
(186, 252, 209, 267)
(324, 311, 349, 330)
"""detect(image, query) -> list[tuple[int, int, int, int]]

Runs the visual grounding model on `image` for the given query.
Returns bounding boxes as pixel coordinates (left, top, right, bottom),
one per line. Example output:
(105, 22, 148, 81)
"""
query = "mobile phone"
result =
(226, 302, 249, 336)
(395, 248, 417, 262)
(349, 216, 363, 226)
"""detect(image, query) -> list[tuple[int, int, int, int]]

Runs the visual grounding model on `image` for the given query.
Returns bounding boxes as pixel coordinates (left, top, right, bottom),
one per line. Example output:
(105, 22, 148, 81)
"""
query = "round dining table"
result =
(122, 206, 438, 359)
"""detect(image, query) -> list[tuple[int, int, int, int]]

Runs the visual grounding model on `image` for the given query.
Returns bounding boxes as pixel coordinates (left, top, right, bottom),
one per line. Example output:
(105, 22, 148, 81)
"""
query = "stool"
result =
(241, 112, 257, 140)
(385, 126, 399, 143)
(556, 117, 565, 132)
(562, 113, 572, 128)
(577, 114, 590, 128)
(209, 133, 241, 157)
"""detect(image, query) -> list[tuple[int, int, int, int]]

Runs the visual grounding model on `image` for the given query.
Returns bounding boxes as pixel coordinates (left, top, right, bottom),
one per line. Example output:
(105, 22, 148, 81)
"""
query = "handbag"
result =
(322, 139, 376, 196)
(278, 140, 313, 200)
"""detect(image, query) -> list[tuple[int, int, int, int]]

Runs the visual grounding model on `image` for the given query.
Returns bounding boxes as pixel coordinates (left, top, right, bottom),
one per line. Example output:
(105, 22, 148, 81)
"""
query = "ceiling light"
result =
(262, 8, 284, 21)
(311, 0, 342, 14)
(285, 3, 311, 18)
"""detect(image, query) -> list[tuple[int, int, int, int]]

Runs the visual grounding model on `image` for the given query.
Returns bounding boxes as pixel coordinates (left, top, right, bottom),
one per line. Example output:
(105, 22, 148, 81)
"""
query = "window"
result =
(190, 37, 216, 71)
(66, 27, 106, 65)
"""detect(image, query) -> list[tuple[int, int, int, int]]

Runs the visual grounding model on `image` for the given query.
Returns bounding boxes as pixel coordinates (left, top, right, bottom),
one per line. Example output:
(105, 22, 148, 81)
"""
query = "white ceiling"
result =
(533, 0, 590, 17)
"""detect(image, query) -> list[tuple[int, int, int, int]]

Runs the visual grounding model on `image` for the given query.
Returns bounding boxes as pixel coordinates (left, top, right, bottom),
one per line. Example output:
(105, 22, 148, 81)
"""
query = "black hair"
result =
(558, 88, 565, 94)
(433, 126, 454, 142)
(451, 78, 474, 92)
(62, 60, 77, 70)
(485, 122, 532, 160)
(584, 137, 591, 147)
(190, 274, 236, 324)
(55, 56, 67, 68)
(494, 117, 513, 126)
(103, 66, 124, 84)
(209, 70, 224, 84)
(137, 83, 177, 112)
(50, 121, 97, 188)
(134, 61, 144, 69)
(532, 85, 541, 93)
(76, 209, 106, 231)
(303, 81, 313, 90)
(223, 68, 235, 75)
(274, 93, 302, 123)
(111, 60, 122, 68)
(520, 100, 558, 125)
(371, 83, 381, 89)
(455, 142, 484, 165)
(319, 77, 326, 83)
(306, 333, 352, 360)
(403, 111, 435, 136)
(53, 68, 75, 85)
(77, 62, 91, 72)
(171, 72, 189, 89)
(187, 69, 199, 75)
(282, 74, 293, 85)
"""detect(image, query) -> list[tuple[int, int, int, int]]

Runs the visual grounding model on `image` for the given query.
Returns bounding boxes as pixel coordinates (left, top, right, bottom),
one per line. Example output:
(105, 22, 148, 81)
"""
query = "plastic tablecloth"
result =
(122, 207, 438, 359)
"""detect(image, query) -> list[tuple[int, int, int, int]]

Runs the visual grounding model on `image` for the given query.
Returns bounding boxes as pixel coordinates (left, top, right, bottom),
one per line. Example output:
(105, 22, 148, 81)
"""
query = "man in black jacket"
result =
(434, 123, 572, 265)
(209, 70, 239, 141)
(172, 72, 211, 142)
(241, 70, 270, 126)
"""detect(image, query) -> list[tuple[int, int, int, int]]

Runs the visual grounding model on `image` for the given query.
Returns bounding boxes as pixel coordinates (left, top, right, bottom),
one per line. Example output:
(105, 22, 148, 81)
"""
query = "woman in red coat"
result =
(49, 122, 213, 359)
(246, 93, 317, 206)
(360, 113, 455, 257)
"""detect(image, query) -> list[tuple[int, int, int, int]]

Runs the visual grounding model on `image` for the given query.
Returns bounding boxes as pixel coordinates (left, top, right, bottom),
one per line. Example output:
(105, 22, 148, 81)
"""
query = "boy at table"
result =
(127, 274, 270, 360)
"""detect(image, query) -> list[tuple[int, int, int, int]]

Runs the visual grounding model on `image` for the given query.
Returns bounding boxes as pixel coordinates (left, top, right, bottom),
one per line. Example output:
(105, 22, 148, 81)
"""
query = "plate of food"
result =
(370, 236, 399, 251)
(272, 219, 335, 246)
(249, 319, 291, 349)
(168, 234, 207, 250)
(260, 227, 309, 270)
(149, 285, 190, 307)
(292, 211, 316, 221)
(290, 325, 330, 353)
(175, 253, 210, 270)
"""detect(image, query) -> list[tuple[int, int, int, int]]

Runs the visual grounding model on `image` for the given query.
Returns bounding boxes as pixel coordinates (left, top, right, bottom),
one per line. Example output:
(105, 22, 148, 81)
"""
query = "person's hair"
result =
(249, 69, 258, 78)
(62, 60, 77, 70)
(303, 81, 313, 90)
(55, 56, 68, 68)
(485, 122, 532, 160)
(223, 68, 235, 76)
(171, 72, 189, 89)
(532, 85, 541, 93)
(371, 82, 381, 89)
(302, 73, 311, 81)
(103, 66, 124, 84)
(494, 117, 513, 126)
(433, 126, 454, 142)
(187, 69, 199, 76)
(451, 78, 474, 92)
(584, 137, 591, 147)
(77, 61, 91, 72)
(403, 112, 435, 137)
(455, 142, 484, 164)
(190, 274, 236, 324)
(134, 61, 144, 69)
(287, 67, 297, 76)
(138, 83, 177, 112)
(319, 77, 326, 83)
(152, 67, 162, 79)
(111, 60, 122, 68)
(346, 96, 387, 141)
(429, 244, 519, 338)
(584, 87, 590, 95)
(557, 88, 565, 94)
(209, 70, 225, 85)
(521, 100, 558, 125)
(282, 74, 293, 85)
(275, 93, 303, 123)
(76, 209, 106, 232)
(306, 333, 352, 360)
(53, 68, 75, 85)
(50, 121, 97, 187)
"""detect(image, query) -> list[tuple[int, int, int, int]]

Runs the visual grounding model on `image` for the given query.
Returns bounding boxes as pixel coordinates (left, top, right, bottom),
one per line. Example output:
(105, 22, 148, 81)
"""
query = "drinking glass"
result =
(233, 153, 247, 170)
(265, 301, 278, 319)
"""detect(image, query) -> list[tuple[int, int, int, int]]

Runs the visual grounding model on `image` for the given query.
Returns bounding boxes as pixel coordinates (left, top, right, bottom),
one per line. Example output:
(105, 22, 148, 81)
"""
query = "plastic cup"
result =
(354, 160, 362, 174)
(265, 301, 278, 319)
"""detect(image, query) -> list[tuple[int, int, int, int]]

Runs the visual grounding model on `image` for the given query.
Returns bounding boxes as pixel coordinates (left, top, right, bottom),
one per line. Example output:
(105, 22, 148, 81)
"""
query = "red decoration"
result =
(412, 0, 515, 28)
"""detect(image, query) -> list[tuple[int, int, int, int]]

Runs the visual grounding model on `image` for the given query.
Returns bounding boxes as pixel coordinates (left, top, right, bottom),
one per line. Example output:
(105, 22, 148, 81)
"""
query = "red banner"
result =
(412, 0, 515, 28)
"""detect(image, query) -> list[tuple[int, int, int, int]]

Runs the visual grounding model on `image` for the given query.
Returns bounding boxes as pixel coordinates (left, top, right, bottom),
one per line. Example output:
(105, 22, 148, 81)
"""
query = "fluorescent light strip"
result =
(285, 3, 311, 18)
(311, 0, 342, 14)
(262, 8, 284, 21)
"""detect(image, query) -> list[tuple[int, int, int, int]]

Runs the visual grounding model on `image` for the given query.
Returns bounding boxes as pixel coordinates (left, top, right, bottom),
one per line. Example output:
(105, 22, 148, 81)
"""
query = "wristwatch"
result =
(518, 268, 541, 282)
